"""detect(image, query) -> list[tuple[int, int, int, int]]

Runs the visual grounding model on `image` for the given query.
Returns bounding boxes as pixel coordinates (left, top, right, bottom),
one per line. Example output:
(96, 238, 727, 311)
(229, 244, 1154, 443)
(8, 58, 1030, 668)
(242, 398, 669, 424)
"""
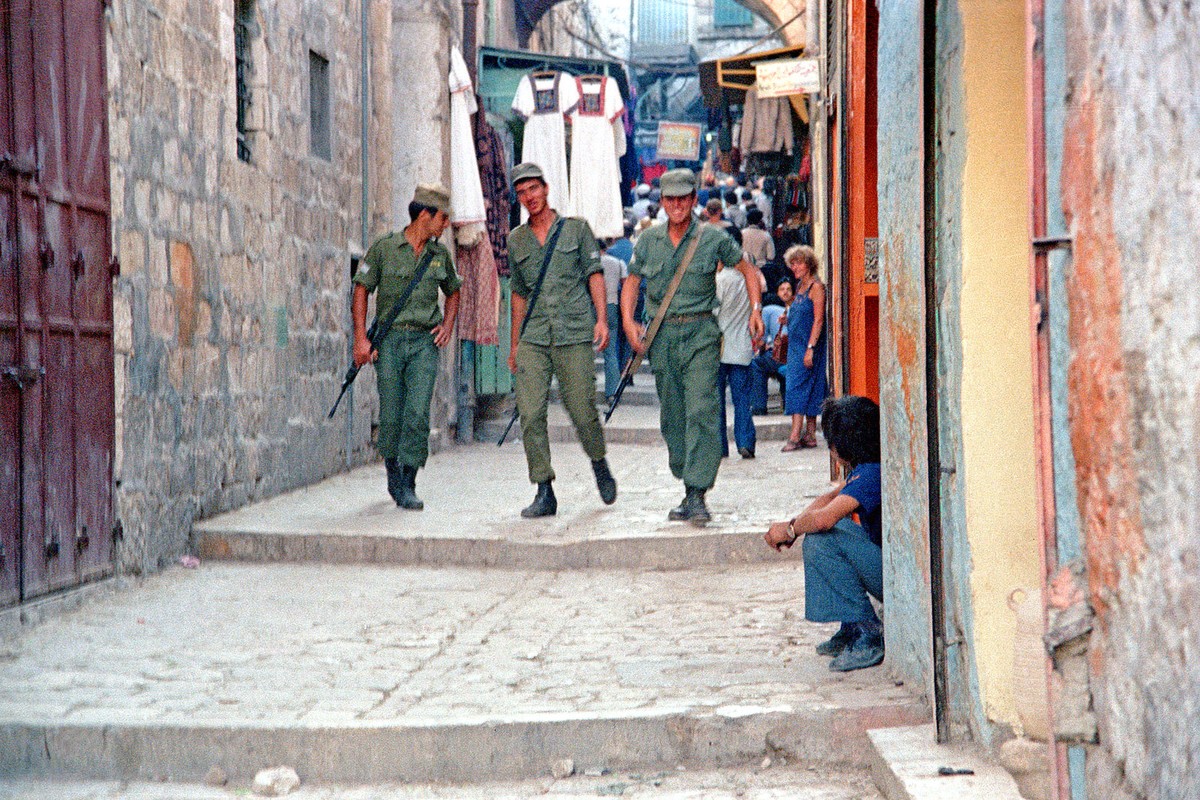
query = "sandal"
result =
(781, 439, 804, 452)
(800, 433, 819, 448)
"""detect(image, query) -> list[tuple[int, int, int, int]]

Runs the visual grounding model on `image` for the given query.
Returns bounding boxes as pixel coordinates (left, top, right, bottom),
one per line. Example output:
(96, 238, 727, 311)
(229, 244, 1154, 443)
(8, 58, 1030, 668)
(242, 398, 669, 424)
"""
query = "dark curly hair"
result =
(821, 396, 880, 467)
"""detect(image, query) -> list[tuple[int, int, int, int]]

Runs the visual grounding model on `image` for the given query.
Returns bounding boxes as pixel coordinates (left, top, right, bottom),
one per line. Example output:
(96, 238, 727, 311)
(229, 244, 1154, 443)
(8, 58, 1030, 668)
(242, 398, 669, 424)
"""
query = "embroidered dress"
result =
(511, 71, 577, 219)
(567, 75, 625, 238)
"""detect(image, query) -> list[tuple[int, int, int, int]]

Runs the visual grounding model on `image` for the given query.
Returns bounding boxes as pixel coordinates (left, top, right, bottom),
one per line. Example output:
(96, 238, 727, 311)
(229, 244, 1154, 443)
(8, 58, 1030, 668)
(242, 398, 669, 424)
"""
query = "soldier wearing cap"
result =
(507, 162, 617, 517)
(352, 183, 461, 510)
(620, 168, 764, 524)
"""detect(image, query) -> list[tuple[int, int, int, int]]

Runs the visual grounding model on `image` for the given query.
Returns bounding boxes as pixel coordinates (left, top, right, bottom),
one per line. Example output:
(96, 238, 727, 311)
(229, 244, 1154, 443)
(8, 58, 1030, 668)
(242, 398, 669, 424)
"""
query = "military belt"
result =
(663, 312, 712, 325)
(393, 323, 434, 332)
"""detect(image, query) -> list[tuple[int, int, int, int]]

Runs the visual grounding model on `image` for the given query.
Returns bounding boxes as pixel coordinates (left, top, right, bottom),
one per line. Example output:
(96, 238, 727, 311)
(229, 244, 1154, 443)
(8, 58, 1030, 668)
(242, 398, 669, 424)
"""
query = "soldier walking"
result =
(621, 169, 763, 524)
(352, 184, 461, 510)
(507, 162, 617, 517)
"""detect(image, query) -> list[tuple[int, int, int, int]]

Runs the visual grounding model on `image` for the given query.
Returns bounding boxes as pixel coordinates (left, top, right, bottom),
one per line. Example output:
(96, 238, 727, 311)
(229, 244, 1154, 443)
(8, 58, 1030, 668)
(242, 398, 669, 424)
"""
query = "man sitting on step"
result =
(764, 396, 885, 672)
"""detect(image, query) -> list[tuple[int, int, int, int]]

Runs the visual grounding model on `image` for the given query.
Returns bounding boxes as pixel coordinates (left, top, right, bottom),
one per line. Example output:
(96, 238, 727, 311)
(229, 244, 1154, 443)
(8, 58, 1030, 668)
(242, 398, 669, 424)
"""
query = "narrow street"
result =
(0, 407, 922, 797)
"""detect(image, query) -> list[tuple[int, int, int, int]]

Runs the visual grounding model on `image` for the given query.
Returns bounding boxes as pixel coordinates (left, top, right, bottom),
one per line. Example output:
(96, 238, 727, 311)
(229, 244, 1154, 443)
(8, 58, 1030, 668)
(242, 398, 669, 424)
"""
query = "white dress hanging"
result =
(511, 71, 577, 218)
(567, 75, 625, 238)
(449, 46, 486, 232)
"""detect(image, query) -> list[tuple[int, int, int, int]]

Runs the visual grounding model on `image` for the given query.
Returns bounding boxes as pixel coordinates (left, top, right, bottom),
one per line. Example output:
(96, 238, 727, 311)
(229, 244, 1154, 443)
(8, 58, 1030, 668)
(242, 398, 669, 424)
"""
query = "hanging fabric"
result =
(454, 236, 501, 345)
(475, 117, 511, 276)
(449, 47, 486, 229)
(738, 83, 794, 156)
(568, 75, 625, 238)
(511, 70, 577, 219)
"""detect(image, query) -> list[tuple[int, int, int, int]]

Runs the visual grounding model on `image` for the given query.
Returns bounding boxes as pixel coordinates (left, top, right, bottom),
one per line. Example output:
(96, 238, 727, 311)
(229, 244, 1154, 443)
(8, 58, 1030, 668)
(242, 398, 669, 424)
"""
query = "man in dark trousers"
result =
(507, 162, 616, 518)
(621, 168, 764, 524)
(352, 184, 460, 510)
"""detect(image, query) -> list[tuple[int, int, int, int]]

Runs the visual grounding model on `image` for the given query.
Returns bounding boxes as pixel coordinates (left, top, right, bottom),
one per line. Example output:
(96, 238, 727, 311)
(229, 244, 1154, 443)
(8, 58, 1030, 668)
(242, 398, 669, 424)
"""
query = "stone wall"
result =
(1061, 2, 1200, 798)
(105, 0, 455, 575)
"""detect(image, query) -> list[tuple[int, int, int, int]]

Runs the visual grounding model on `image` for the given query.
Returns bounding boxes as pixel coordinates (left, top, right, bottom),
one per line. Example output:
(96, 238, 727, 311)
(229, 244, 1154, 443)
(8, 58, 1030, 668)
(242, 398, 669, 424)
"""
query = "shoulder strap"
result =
(368, 243, 439, 346)
(517, 217, 567, 339)
(637, 225, 704, 355)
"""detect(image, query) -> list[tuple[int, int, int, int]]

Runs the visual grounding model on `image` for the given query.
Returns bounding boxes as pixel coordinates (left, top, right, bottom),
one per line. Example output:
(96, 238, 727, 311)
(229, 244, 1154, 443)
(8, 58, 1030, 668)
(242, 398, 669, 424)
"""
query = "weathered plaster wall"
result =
(955, 0, 1040, 735)
(875, 0, 933, 702)
(1061, 2, 1200, 798)
(106, 0, 453, 574)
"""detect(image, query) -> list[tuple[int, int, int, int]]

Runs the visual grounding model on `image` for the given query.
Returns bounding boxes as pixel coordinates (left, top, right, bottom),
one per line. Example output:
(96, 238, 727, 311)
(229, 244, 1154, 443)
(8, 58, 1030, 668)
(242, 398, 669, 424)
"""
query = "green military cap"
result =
(510, 162, 546, 187)
(413, 183, 452, 214)
(660, 168, 697, 197)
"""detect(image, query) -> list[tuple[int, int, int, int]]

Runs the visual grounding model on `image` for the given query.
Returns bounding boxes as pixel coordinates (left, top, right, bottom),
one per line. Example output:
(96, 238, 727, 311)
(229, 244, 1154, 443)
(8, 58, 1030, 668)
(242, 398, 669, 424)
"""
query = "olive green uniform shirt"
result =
(353, 232, 462, 329)
(630, 220, 743, 318)
(508, 215, 602, 347)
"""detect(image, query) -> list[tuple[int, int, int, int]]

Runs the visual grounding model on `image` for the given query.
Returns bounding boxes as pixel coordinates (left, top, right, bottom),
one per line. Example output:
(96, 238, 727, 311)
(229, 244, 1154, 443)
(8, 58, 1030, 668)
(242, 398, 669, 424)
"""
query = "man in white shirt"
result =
(715, 259, 757, 458)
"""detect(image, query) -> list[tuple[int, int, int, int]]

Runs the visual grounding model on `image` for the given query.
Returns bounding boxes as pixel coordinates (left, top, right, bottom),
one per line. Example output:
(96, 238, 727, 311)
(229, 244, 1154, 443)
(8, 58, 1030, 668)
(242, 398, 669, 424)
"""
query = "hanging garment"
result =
(568, 75, 625, 238)
(511, 71, 577, 218)
(449, 47, 486, 227)
(454, 236, 501, 345)
(739, 85, 794, 156)
(475, 118, 511, 276)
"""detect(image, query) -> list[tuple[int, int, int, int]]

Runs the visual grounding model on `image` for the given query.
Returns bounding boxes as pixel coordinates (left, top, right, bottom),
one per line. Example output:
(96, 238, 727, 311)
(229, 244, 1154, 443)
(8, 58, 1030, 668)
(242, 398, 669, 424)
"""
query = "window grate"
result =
(309, 51, 331, 160)
(235, 0, 255, 163)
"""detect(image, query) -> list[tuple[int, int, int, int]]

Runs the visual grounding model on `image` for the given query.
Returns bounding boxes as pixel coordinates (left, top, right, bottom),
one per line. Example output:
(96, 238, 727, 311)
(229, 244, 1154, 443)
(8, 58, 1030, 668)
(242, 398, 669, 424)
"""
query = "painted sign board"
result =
(655, 122, 702, 161)
(755, 58, 820, 98)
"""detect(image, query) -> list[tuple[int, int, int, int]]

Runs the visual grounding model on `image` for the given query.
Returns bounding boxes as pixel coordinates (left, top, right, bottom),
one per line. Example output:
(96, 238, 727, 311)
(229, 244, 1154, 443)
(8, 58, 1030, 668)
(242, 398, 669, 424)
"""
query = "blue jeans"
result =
(718, 363, 756, 455)
(603, 303, 623, 398)
(802, 517, 883, 624)
(750, 352, 785, 412)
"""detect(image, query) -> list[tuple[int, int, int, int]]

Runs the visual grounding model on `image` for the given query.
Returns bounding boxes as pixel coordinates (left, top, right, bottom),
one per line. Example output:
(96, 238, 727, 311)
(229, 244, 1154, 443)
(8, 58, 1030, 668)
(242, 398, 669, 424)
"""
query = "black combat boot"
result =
(521, 481, 557, 518)
(385, 458, 405, 505)
(591, 458, 617, 505)
(667, 486, 711, 525)
(395, 464, 424, 511)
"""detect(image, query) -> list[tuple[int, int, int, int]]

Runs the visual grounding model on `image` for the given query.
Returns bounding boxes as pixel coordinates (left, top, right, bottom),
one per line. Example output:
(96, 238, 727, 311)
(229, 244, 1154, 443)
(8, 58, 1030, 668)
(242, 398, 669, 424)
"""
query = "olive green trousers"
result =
(649, 315, 722, 491)
(515, 341, 606, 484)
(375, 329, 439, 467)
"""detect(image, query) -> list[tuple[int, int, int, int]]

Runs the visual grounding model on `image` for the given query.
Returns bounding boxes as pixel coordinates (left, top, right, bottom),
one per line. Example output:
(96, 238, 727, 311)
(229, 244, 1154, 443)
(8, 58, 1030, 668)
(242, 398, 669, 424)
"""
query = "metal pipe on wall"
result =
(348, 0, 371, 470)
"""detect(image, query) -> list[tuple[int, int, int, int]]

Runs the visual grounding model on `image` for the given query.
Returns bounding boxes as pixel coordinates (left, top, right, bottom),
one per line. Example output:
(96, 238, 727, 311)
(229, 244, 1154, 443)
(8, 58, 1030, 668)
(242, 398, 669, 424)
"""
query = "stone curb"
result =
(192, 529, 780, 570)
(0, 703, 929, 785)
(867, 725, 1024, 800)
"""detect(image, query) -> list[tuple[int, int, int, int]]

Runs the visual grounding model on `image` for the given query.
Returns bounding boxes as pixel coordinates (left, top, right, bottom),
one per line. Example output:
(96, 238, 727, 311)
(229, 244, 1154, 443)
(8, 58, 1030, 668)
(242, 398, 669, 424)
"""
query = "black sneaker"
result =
(815, 623, 857, 657)
(738, 447, 755, 459)
(829, 628, 885, 672)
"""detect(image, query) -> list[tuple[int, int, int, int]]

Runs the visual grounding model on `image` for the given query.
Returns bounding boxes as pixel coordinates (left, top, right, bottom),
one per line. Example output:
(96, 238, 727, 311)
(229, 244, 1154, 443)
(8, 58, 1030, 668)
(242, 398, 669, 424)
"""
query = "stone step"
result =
(868, 725, 1025, 800)
(0, 563, 927, 785)
(193, 442, 834, 570)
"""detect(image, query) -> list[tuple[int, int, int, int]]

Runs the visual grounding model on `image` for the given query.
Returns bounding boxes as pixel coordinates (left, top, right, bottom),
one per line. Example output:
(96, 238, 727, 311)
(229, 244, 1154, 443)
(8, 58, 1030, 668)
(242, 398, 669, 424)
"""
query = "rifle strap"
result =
(369, 241, 439, 345)
(516, 216, 567, 339)
(627, 224, 705, 373)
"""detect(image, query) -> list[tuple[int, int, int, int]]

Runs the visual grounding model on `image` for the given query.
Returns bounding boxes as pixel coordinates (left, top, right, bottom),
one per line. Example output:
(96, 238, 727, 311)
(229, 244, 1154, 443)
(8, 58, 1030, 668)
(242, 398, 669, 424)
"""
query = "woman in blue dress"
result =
(781, 245, 827, 451)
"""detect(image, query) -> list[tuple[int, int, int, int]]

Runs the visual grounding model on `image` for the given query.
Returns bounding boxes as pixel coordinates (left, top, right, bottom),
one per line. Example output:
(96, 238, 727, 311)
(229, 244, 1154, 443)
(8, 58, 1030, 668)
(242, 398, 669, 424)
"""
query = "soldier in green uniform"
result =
(507, 162, 617, 517)
(352, 184, 461, 510)
(621, 169, 764, 524)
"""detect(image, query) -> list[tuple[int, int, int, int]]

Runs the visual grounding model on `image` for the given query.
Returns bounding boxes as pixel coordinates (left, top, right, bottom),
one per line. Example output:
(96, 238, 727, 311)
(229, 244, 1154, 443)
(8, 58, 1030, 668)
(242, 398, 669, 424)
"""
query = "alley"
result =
(0, 432, 923, 794)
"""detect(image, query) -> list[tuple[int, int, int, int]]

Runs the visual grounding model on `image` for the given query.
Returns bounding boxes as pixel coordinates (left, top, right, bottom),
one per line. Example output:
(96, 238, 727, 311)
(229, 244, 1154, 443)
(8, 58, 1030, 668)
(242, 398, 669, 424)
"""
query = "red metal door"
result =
(0, 0, 114, 606)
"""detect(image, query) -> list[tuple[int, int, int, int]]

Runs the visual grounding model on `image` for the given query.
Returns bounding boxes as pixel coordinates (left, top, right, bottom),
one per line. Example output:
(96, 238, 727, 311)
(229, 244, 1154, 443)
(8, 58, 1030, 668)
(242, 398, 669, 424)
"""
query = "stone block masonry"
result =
(104, 0, 453, 576)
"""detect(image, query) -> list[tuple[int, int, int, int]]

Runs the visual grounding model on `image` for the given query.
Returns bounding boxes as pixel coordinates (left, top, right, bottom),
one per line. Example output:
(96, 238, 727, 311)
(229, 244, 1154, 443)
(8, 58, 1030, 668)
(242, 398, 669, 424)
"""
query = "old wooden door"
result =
(0, 0, 114, 607)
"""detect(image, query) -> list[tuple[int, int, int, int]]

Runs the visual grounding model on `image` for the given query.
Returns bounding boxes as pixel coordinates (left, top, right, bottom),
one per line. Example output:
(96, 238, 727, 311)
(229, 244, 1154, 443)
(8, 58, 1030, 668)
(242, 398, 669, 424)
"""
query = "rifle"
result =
(603, 228, 703, 423)
(328, 244, 437, 419)
(497, 217, 566, 446)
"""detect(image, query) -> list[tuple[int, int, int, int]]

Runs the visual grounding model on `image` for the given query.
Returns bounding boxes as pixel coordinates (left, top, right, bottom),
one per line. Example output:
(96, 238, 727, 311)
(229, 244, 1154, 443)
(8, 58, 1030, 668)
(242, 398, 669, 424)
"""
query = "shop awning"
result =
(699, 44, 809, 119)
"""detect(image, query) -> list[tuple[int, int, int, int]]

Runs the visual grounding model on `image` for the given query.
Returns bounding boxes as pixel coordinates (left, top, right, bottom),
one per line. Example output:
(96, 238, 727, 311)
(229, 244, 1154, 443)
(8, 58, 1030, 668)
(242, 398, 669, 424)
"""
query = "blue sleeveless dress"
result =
(784, 283, 828, 417)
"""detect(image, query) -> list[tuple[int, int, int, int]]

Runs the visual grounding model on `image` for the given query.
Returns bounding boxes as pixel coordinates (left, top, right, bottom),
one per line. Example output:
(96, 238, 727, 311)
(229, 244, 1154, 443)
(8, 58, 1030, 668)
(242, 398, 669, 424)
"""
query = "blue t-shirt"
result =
(840, 462, 882, 547)
(762, 305, 785, 348)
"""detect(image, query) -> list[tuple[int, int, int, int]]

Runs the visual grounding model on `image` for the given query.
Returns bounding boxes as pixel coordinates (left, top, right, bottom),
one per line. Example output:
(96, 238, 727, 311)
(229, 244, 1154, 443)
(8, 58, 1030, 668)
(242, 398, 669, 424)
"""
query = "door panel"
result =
(2, 0, 113, 606)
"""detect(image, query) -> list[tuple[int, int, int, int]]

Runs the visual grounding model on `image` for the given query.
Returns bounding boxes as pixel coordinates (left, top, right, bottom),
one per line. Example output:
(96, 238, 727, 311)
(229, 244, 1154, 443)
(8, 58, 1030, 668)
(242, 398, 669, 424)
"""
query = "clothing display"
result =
(449, 47, 486, 227)
(454, 236, 500, 345)
(568, 75, 626, 238)
(739, 84, 794, 156)
(512, 71, 577, 217)
(475, 118, 511, 276)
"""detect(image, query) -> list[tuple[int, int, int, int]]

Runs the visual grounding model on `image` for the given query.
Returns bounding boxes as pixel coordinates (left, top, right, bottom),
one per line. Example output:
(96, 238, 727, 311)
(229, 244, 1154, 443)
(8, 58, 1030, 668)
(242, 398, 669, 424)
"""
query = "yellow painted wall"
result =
(958, 0, 1042, 732)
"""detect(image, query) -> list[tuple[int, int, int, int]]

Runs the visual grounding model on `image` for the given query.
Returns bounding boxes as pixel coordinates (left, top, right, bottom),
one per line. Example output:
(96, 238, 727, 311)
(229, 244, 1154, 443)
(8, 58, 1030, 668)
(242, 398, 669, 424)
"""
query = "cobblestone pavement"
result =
(0, 764, 883, 799)
(0, 561, 909, 726)
(194, 438, 833, 544)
